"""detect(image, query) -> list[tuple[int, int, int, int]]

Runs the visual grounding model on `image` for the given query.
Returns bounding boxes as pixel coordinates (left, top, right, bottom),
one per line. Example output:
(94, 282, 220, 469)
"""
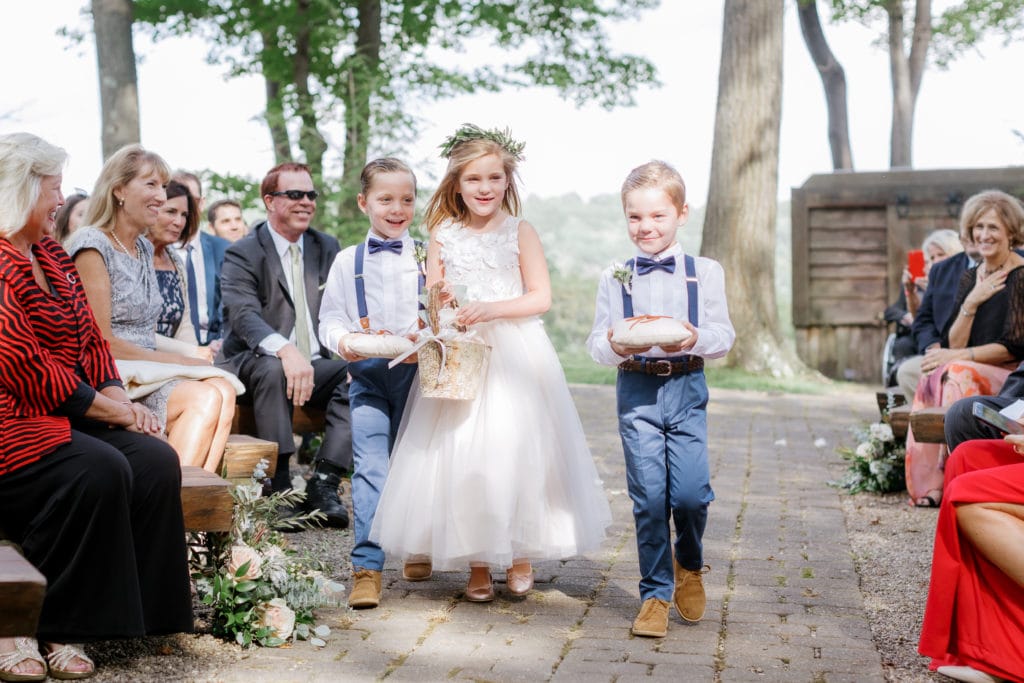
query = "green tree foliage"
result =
(132, 0, 660, 244)
(821, 0, 1024, 166)
(827, 0, 1024, 66)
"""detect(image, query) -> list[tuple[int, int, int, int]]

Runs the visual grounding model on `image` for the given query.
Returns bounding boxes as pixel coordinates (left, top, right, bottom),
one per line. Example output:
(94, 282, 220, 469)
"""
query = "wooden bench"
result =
(910, 406, 949, 444)
(0, 464, 233, 638)
(231, 404, 326, 436)
(888, 404, 911, 441)
(0, 544, 46, 637)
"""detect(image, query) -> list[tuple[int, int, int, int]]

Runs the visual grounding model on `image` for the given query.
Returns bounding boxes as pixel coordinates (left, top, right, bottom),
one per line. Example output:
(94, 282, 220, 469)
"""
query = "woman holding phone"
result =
(905, 190, 1024, 508)
(883, 229, 962, 387)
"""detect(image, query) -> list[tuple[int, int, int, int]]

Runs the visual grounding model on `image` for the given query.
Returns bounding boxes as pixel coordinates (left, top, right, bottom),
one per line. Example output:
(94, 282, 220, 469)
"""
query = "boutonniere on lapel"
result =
(611, 262, 633, 294)
(413, 242, 428, 266)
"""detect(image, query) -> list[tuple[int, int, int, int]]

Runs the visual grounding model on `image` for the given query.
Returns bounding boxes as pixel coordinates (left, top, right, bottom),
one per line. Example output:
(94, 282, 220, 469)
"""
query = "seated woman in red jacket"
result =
(0, 133, 192, 681)
(918, 436, 1024, 682)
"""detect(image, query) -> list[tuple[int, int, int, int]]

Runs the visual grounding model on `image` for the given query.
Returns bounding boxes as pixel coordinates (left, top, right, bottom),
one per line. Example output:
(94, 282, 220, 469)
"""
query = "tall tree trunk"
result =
(293, 0, 327, 185)
(92, 0, 140, 158)
(887, 0, 931, 168)
(339, 0, 382, 227)
(702, 0, 798, 374)
(260, 29, 292, 164)
(797, 0, 853, 170)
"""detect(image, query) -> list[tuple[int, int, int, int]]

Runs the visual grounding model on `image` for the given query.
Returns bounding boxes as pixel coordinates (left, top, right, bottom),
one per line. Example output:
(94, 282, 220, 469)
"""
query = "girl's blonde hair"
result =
(620, 160, 687, 213)
(424, 138, 521, 231)
(84, 144, 171, 233)
(0, 132, 67, 238)
(958, 189, 1024, 248)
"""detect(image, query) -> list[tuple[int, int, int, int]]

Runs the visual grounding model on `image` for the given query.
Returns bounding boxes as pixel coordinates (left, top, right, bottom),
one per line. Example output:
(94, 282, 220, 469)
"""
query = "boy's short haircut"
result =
(621, 161, 687, 213)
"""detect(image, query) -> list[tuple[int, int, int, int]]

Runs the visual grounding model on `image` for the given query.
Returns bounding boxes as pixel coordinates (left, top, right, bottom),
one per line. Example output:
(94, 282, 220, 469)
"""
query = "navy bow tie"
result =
(635, 256, 676, 276)
(368, 237, 403, 255)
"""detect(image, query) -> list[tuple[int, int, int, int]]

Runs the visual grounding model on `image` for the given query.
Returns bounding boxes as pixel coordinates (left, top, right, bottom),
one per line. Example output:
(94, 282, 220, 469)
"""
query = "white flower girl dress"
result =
(370, 216, 612, 570)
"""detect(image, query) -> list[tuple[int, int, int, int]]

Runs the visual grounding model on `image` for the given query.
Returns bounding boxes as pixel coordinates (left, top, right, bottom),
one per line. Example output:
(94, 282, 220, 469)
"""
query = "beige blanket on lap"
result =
(115, 360, 245, 400)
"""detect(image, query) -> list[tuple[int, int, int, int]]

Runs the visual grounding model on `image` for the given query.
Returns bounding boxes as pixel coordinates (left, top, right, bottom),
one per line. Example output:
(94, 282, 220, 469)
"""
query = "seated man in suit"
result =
(217, 162, 351, 528)
(945, 363, 1024, 452)
(170, 171, 231, 348)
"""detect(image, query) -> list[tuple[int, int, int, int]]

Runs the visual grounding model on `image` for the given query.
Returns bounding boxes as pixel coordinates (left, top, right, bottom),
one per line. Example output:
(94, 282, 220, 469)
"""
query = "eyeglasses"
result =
(269, 190, 319, 201)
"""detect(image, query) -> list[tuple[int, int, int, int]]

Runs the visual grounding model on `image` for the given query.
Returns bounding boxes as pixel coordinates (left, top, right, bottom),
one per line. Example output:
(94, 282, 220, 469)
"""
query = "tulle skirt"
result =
(370, 316, 612, 571)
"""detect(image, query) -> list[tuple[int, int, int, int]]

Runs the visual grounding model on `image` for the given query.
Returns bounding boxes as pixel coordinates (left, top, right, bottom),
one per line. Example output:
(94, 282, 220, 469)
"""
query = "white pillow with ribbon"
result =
(611, 315, 692, 348)
(344, 333, 415, 359)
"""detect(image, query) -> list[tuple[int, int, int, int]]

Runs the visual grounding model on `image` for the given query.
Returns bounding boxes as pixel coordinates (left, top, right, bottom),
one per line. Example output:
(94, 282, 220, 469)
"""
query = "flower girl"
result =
(370, 124, 611, 601)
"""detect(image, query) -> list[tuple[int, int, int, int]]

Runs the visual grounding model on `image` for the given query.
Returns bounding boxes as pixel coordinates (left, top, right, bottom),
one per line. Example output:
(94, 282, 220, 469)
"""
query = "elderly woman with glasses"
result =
(0, 133, 191, 681)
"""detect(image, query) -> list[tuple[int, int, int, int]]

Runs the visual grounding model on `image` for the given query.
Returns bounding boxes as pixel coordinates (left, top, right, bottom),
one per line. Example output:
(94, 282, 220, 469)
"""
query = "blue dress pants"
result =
(617, 369, 714, 602)
(349, 358, 417, 571)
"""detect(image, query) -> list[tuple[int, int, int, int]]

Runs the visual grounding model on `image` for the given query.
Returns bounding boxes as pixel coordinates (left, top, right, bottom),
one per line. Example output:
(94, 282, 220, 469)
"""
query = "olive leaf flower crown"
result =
(439, 123, 526, 161)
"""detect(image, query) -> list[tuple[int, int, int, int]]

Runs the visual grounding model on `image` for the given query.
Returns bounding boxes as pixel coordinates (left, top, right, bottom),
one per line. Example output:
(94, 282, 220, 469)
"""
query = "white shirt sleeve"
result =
(586, 269, 630, 367)
(318, 249, 360, 355)
(689, 258, 735, 359)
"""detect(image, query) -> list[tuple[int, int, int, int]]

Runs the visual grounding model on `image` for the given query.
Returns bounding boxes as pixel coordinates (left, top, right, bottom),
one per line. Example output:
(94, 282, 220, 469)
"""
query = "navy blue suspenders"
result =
(354, 240, 426, 332)
(620, 254, 699, 326)
(618, 252, 700, 368)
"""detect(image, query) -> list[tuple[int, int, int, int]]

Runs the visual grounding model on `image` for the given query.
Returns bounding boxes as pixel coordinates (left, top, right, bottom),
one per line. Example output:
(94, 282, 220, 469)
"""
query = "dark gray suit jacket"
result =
(217, 221, 340, 374)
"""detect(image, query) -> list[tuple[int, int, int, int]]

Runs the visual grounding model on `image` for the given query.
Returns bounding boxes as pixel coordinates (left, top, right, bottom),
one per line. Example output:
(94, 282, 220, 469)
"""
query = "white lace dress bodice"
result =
(436, 216, 524, 303)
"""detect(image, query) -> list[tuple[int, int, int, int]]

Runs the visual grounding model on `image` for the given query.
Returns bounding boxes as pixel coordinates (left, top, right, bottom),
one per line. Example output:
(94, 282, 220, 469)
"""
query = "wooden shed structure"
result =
(791, 167, 1024, 382)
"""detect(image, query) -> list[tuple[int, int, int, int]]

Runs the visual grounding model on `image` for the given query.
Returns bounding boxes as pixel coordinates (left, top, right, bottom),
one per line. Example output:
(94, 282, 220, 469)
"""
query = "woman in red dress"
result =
(918, 437, 1024, 682)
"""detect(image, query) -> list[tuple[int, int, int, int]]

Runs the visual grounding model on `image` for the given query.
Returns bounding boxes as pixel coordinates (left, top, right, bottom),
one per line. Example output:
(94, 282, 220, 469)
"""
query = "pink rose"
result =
(227, 544, 263, 581)
(258, 598, 295, 641)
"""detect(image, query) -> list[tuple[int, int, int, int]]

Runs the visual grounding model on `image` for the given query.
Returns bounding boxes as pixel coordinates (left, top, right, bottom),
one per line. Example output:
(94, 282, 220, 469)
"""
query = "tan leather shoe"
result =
(673, 560, 709, 623)
(631, 598, 670, 637)
(348, 568, 382, 609)
(402, 559, 433, 582)
(465, 569, 494, 602)
(505, 562, 534, 596)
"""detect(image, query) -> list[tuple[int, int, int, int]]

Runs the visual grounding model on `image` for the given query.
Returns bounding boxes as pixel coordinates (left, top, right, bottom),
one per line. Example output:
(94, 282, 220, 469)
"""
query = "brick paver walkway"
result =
(180, 384, 883, 682)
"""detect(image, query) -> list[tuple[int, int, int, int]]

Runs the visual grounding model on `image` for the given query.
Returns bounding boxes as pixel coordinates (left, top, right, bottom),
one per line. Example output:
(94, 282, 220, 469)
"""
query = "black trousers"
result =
(0, 427, 192, 642)
(235, 354, 353, 482)
(945, 394, 1018, 452)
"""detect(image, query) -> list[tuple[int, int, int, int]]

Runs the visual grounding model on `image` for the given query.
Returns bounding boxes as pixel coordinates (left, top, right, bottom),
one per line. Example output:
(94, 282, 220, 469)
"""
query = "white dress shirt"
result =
(587, 243, 735, 366)
(170, 234, 210, 340)
(319, 231, 421, 355)
(257, 225, 322, 359)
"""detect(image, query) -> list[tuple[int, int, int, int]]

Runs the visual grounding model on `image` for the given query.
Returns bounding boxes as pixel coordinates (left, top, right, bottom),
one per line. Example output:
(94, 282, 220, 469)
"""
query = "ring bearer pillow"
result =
(343, 332, 415, 359)
(611, 315, 692, 350)
(389, 282, 490, 400)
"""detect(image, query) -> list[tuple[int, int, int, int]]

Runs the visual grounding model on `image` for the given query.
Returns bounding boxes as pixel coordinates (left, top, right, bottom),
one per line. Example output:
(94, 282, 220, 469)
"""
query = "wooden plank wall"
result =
(791, 167, 1024, 382)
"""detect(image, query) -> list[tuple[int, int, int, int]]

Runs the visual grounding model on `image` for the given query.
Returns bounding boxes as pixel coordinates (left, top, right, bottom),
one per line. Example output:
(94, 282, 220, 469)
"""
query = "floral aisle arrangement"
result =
(832, 421, 906, 494)
(191, 460, 345, 647)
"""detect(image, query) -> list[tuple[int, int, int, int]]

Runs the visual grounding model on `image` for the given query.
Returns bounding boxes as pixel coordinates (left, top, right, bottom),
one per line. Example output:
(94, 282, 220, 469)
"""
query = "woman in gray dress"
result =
(67, 145, 237, 472)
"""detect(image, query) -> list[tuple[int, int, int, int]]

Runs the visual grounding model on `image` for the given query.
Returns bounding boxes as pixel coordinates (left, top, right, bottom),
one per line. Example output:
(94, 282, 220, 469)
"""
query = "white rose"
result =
(227, 544, 263, 581)
(259, 597, 296, 641)
(855, 442, 874, 459)
(869, 423, 894, 443)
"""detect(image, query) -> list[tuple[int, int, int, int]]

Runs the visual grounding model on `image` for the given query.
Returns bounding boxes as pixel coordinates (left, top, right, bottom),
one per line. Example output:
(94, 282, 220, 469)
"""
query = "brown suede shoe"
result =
(348, 568, 382, 609)
(673, 560, 709, 622)
(402, 559, 433, 582)
(631, 598, 670, 637)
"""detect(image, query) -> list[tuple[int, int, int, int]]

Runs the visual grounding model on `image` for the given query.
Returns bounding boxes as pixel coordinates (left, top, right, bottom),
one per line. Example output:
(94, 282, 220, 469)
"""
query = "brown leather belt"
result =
(619, 356, 704, 376)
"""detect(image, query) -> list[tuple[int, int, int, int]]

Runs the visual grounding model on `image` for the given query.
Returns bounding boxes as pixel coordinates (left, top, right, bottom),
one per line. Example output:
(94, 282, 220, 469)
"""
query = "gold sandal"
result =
(0, 637, 46, 682)
(44, 644, 94, 681)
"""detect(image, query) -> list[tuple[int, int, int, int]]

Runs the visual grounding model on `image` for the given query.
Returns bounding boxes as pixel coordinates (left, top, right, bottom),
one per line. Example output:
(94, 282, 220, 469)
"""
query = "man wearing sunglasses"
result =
(217, 162, 352, 528)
